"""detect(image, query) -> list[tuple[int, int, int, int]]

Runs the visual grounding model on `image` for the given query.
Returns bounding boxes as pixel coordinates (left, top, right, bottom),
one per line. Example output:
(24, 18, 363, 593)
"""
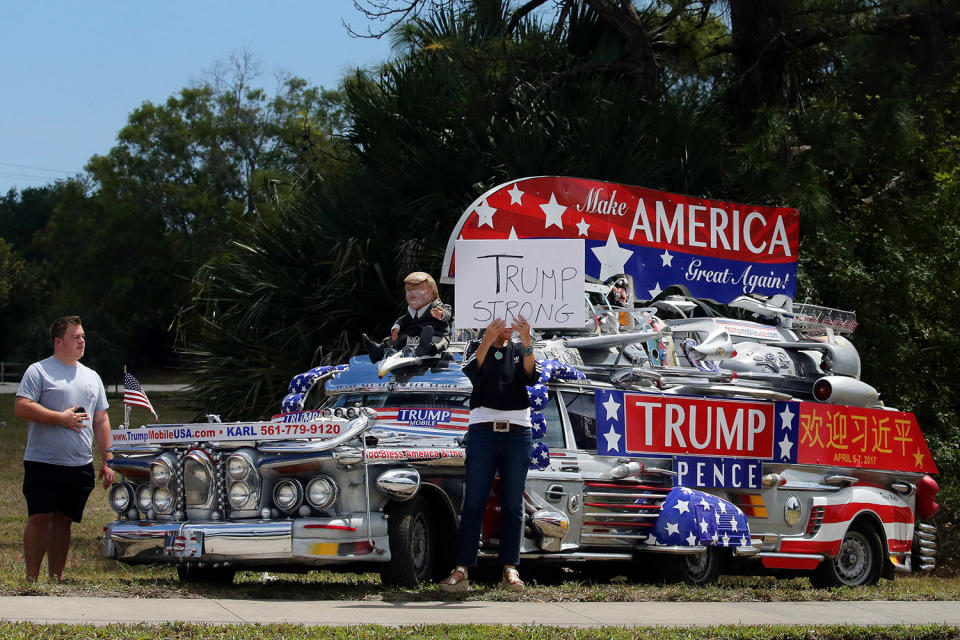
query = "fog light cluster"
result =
(226, 451, 260, 512)
(273, 478, 304, 513)
(109, 483, 134, 513)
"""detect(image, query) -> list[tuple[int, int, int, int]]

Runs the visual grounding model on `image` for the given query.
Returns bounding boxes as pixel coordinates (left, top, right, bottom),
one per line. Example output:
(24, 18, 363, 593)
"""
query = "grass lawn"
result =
(0, 392, 957, 602)
(0, 623, 958, 640)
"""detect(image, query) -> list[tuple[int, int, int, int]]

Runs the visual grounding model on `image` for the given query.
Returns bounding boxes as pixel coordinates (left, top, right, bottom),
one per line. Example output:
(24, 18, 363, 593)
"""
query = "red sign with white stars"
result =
(441, 176, 799, 303)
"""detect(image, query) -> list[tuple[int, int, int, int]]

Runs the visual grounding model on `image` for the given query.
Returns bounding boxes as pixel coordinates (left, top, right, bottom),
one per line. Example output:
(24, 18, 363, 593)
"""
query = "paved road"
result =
(0, 597, 957, 627)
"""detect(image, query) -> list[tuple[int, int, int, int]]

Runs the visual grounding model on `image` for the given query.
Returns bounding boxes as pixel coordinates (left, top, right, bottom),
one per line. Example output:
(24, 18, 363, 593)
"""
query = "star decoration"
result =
(475, 199, 496, 228)
(591, 228, 634, 281)
(712, 532, 719, 543)
(673, 499, 690, 515)
(718, 501, 727, 514)
(779, 434, 794, 460)
(699, 519, 709, 534)
(913, 450, 925, 467)
(602, 393, 621, 421)
(648, 282, 663, 299)
(660, 249, 673, 267)
(699, 498, 712, 510)
(779, 405, 795, 430)
(507, 183, 524, 205)
(730, 518, 738, 532)
(665, 521, 680, 536)
(603, 426, 622, 452)
(576, 217, 590, 236)
(686, 532, 698, 546)
(741, 535, 749, 547)
(508, 227, 519, 239)
(540, 193, 566, 229)
(721, 533, 730, 547)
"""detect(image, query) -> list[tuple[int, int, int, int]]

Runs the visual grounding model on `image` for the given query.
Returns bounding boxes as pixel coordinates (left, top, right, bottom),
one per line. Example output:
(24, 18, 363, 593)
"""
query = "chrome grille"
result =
(805, 505, 825, 535)
(580, 479, 672, 543)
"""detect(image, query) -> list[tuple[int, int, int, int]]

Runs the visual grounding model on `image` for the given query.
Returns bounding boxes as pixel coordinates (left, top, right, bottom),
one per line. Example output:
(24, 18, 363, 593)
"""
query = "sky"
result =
(0, 0, 394, 195)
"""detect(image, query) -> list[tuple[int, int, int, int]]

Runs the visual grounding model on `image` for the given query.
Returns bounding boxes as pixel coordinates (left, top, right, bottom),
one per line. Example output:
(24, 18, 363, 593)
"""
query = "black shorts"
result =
(23, 460, 96, 523)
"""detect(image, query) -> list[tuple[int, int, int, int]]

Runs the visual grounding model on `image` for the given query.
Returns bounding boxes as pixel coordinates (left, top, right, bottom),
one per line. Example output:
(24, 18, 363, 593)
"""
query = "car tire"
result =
(811, 524, 883, 588)
(671, 547, 723, 586)
(176, 565, 236, 585)
(380, 495, 435, 587)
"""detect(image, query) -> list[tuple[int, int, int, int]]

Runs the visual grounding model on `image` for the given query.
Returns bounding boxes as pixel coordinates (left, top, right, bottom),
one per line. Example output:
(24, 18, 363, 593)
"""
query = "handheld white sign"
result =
(454, 239, 585, 329)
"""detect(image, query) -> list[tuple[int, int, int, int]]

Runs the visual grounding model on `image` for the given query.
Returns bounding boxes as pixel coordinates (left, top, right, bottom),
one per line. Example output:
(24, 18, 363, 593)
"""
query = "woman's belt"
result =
(473, 420, 529, 432)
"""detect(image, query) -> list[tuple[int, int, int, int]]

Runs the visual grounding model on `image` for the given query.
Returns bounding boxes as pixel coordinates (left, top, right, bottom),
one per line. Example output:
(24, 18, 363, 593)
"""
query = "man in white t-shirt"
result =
(14, 316, 115, 581)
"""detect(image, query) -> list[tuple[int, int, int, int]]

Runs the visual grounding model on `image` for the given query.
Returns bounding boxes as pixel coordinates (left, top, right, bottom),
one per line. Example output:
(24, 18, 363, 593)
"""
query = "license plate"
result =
(164, 530, 203, 558)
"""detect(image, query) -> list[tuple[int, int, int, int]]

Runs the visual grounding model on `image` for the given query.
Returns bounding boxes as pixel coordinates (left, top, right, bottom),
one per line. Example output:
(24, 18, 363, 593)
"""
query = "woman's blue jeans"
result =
(454, 424, 532, 568)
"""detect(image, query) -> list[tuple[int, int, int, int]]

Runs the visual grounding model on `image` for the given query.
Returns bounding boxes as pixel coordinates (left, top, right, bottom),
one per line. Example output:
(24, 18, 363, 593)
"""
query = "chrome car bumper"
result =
(104, 515, 391, 567)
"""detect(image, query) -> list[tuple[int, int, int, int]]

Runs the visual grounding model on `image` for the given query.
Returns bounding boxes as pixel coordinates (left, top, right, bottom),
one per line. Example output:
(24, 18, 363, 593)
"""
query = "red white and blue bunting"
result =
(526, 359, 586, 469)
(281, 365, 350, 413)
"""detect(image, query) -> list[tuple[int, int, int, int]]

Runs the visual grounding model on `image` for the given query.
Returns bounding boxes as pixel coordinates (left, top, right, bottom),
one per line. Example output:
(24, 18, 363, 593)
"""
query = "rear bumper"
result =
(104, 515, 390, 567)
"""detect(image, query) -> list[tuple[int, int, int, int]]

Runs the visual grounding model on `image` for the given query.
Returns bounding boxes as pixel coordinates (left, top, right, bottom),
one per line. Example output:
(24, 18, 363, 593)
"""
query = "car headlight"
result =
(346, 407, 358, 419)
(228, 482, 253, 509)
(184, 450, 215, 508)
(333, 407, 345, 418)
(109, 483, 133, 513)
(227, 453, 254, 481)
(135, 484, 152, 512)
(306, 476, 338, 510)
(273, 478, 303, 512)
(150, 459, 173, 485)
(152, 486, 173, 513)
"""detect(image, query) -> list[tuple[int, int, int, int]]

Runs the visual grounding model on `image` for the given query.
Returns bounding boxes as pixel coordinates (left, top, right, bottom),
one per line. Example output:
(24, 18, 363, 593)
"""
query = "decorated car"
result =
(103, 177, 939, 587)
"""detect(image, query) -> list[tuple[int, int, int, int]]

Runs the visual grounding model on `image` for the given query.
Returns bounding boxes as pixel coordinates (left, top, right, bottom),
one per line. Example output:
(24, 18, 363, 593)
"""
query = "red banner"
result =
(621, 394, 776, 459)
(796, 403, 937, 474)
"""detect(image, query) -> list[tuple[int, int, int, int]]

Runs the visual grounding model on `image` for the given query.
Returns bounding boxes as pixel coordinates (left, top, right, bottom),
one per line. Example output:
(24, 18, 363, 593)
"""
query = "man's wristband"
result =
(522, 344, 534, 356)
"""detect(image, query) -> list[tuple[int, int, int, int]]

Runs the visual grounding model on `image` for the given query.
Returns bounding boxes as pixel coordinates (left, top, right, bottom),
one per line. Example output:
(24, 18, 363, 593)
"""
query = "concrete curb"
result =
(0, 597, 957, 627)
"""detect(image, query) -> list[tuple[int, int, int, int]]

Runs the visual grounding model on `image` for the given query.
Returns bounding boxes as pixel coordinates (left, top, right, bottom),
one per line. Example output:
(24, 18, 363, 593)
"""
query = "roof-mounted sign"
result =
(441, 177, 799, 304)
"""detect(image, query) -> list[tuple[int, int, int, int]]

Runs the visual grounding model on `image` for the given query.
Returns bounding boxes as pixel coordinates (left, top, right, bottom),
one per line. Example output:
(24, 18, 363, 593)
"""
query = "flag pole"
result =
(122, 364, 130, 430)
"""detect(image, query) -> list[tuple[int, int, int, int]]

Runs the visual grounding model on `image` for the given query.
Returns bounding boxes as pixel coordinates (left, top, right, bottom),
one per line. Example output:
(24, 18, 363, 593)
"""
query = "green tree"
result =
(29, 56, 344, 374)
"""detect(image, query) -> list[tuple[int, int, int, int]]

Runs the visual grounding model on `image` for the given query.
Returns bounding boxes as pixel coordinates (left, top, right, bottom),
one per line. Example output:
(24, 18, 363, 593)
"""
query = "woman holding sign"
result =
(439, 314, 538, 592)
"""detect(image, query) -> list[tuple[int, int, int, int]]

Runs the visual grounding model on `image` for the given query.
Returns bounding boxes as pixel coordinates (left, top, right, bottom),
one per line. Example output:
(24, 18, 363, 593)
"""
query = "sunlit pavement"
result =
(0, 597, 958, 627)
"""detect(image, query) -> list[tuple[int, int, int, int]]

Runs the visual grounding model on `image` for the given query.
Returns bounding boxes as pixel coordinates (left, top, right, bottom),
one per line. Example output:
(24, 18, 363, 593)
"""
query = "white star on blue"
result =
(526, 359, 586, 469)
(654, 488, 751, 547)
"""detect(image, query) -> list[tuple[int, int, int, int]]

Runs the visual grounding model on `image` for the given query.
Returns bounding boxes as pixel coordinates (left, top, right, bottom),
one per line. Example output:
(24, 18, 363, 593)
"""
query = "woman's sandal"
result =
(439, 568, 470, 592)
(502, 567, 524, 591)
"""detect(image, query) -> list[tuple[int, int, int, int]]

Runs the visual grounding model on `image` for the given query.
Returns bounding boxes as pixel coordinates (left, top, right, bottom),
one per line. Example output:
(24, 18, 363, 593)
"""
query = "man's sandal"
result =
(502, 567, 524, 591)
(439, 568, 470, 592)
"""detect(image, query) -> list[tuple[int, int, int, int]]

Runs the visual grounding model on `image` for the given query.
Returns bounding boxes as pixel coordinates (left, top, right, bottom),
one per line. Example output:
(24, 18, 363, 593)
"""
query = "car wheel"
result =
(380, 495, 435, 587)
(657, 547, 722, 585)
(176, 564, 236, 585)
(811, 525, 883, 588)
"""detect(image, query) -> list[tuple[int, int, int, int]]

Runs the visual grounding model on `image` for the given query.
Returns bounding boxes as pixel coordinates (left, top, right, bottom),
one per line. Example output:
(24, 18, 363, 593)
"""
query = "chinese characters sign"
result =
(795, 402, 936, 473)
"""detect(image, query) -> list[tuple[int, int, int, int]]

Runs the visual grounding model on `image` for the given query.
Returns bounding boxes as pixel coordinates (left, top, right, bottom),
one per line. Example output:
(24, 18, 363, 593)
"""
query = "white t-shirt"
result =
(17, 356, 109, 466)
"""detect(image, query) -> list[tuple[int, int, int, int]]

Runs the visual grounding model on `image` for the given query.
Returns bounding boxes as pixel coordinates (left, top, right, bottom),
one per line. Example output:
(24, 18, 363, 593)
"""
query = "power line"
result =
(0, 161, 73, 174)
(0, 172, 68, 181)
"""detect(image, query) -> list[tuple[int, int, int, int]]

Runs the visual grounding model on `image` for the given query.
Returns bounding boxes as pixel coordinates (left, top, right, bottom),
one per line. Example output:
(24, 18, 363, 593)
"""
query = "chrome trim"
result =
(183, 450, 216, 510)
(104, 517, 389, 565)
(109, 444, 162, 455)
(757, 552, 824, 561)
(272, 478, 304, 513)
(375, 468, 420, 501)
(635, 545, 705, 555)
(824, 475, 858, 486)
(531, 508, 570, 539)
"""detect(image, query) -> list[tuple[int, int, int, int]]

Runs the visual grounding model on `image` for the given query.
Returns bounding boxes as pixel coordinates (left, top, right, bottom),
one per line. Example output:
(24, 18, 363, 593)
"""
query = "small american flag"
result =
(123, 372, 158, 421)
